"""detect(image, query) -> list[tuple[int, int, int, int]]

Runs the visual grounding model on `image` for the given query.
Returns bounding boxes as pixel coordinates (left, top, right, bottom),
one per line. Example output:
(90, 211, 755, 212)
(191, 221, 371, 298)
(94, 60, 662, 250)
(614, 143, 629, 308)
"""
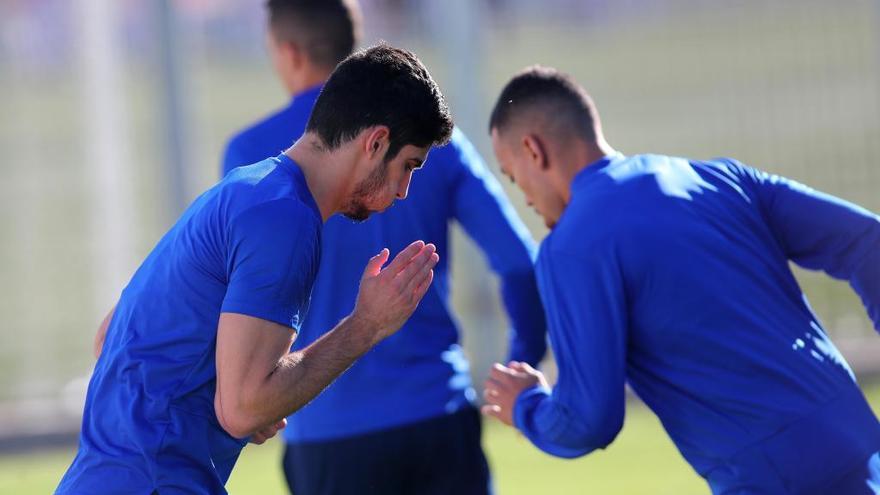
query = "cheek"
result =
(519, 176, 539, 201)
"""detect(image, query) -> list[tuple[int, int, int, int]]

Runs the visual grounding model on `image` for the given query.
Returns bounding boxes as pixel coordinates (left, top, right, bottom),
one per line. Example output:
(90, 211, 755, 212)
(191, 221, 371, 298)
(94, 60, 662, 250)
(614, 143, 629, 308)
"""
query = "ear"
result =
(522, 134, 548, 171)
(364, 126, 391, 160)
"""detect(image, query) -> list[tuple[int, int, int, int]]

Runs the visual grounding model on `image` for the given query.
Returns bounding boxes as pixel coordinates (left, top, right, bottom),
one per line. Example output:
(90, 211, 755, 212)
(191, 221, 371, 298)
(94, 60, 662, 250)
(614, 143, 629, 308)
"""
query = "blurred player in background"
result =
(223, 1, 547, 494)
(56, 44, 452, 495)
(483, 66, 880, 494)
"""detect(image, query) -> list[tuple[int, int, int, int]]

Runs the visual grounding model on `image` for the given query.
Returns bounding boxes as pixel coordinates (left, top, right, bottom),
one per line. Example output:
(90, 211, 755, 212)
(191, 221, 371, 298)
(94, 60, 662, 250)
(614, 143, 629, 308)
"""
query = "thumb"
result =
(518, 362, 540, 375)
(362, 248, 389, 279)
(510, 361, 539, 374)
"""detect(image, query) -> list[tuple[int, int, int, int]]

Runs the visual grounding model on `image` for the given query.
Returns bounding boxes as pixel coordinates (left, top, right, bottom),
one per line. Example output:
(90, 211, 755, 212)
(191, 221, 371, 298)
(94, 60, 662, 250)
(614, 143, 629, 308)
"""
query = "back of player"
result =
(544, 153, 880, 492)
(485, 66, 880, 495)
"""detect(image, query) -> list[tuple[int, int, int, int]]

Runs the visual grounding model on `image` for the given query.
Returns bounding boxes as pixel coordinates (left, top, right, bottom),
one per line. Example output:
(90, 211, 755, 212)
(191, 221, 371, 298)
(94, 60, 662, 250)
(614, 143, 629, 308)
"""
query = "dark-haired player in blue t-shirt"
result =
(484, 66, 880, 494)
(56, 44, 453, 495)
(222, 2, 546, 494)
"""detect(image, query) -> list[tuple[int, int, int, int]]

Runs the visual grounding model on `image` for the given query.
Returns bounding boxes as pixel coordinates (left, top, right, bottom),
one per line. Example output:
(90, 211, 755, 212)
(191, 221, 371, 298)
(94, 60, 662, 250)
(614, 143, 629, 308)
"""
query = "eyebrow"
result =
(410, 158, 425, 169)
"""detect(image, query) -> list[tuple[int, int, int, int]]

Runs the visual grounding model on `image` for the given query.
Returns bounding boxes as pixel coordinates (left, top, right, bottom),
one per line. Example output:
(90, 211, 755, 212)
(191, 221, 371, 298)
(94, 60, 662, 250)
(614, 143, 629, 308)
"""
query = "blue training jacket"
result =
(515, 153, 880, 493)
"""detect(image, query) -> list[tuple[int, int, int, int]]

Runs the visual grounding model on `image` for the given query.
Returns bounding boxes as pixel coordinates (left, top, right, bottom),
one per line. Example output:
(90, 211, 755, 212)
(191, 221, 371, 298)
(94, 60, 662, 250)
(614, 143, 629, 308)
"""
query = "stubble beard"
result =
(341, 159, 390, 222)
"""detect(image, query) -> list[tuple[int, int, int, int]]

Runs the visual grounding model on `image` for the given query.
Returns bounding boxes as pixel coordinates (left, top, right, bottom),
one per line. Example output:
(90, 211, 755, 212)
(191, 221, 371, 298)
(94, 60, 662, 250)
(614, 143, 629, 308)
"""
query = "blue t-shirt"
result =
(223, 89, 547, 442)
(514, 154, 880, 492)
(57, 155, 322, 495)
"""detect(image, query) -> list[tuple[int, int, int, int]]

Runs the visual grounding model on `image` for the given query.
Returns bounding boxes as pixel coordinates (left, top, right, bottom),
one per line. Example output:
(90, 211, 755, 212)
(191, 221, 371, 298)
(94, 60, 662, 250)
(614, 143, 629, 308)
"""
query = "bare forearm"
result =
(233, 315, 377, 434)
(215, 242, 439, 439)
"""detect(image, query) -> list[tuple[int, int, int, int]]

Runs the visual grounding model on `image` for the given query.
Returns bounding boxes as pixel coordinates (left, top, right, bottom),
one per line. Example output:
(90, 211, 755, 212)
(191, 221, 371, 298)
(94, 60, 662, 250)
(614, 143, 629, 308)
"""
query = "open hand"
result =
(352, 240, 439, 344)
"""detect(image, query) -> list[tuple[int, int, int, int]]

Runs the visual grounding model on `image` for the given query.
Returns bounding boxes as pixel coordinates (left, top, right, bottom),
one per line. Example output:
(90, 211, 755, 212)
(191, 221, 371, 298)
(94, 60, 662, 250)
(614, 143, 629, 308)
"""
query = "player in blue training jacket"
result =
(56, 44, 453, 495)
(223, 2, 546, 494)
(482, 66, 880, 494)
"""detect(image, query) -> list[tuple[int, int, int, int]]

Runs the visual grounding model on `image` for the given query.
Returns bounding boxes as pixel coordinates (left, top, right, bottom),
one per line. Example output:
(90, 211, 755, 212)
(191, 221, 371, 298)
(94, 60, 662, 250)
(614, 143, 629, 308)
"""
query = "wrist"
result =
(344, 312, 385, 349)
(513, 384, 551, 431)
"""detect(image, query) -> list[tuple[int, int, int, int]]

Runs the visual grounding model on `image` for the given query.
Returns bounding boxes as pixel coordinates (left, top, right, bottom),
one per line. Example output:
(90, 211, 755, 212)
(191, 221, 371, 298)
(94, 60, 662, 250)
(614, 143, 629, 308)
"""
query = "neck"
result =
(286, 69, 331, 97)
(559, 137, 617, 204)
(285, 134, 356, 222)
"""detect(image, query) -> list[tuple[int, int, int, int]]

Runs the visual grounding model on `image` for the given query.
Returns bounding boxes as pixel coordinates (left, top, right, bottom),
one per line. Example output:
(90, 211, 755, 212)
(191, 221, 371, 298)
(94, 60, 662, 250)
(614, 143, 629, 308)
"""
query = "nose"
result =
(396, 172, 413, 200)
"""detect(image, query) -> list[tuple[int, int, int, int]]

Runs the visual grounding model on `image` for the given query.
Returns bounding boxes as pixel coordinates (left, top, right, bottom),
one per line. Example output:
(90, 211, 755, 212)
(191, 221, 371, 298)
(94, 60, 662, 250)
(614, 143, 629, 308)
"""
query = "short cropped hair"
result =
(266, 0, 362, 69)
(306, 44, 454, 160)
(489, 65, 599, 142)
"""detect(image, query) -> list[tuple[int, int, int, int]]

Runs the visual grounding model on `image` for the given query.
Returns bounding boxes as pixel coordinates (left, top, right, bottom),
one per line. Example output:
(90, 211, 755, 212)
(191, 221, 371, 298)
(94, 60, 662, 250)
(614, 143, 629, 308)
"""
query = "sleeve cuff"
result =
(513, 384, 552, 432)
(220, 299, 300, 331)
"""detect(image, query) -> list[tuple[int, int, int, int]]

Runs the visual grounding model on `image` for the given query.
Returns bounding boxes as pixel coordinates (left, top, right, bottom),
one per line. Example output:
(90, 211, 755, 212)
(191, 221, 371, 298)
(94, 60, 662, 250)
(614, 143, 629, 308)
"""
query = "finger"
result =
(403, 250, 439, 295)
(396, 244, 436, 289)
(506, 361, 531, 378)
(482, 387, 500, 403)
(485, 376, 511, 394)
(513, 361, 538, 376)
(412, 267, 435, 301)
(362, 249, 389, 279)
(481, 404, 503, 420)
(383, 241, 425, 276)
(490, 362, 514, 380)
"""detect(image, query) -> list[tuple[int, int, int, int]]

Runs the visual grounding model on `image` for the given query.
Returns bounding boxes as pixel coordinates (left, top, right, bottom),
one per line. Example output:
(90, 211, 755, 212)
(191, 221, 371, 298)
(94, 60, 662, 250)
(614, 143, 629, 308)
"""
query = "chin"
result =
(342, 209, 372, 222)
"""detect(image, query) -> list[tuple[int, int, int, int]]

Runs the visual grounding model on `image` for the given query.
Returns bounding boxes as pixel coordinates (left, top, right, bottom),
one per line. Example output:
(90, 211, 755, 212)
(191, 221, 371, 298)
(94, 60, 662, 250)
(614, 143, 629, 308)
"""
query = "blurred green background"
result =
(0, 0, 878, 492)
(3, 383, 880, 494)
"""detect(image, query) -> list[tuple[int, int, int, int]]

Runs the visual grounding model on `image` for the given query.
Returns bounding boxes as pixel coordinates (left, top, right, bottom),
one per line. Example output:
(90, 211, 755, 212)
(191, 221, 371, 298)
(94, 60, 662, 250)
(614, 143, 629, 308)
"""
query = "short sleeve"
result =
(221, 199, 321, 329)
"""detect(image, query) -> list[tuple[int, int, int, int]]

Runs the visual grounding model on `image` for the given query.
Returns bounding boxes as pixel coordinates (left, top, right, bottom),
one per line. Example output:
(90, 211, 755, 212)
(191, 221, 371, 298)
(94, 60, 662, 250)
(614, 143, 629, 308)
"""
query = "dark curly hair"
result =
(306, 44, 454, 161)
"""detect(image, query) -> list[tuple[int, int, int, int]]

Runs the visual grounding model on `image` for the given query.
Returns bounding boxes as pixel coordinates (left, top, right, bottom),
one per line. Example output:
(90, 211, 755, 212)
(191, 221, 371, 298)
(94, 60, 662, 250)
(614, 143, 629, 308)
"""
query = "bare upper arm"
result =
(214, 312, 296, 436)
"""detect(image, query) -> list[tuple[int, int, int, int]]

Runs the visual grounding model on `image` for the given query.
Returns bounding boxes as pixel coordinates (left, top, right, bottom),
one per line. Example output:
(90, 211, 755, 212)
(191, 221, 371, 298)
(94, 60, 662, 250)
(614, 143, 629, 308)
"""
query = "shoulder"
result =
(227, 108, 284, 146)
(227, 197, 322, 256)
(223, 161, 320, 230)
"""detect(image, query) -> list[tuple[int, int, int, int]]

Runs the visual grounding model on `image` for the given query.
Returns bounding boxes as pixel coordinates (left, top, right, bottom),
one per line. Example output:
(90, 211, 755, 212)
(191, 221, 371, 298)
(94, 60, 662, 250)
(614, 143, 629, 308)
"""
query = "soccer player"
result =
(56, 44, 453, 495)
(222, 2, 546, 494)
(482, 66, 880, 494)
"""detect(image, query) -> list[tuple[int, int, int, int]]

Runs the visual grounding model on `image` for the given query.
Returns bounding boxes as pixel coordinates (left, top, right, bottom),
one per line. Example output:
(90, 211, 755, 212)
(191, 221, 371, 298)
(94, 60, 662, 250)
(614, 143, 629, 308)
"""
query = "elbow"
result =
(215, 394, 259, 439)
(558, 405, 624, 456)
(583, 408, 624, 450)
(551, 411, 623, 458)
(527, 400, 624, 459)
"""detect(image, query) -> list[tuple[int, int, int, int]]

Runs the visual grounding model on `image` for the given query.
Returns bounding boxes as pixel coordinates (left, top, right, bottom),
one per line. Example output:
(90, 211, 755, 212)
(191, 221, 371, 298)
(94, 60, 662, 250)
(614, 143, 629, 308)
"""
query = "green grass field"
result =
(3, 381, 879, 494)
